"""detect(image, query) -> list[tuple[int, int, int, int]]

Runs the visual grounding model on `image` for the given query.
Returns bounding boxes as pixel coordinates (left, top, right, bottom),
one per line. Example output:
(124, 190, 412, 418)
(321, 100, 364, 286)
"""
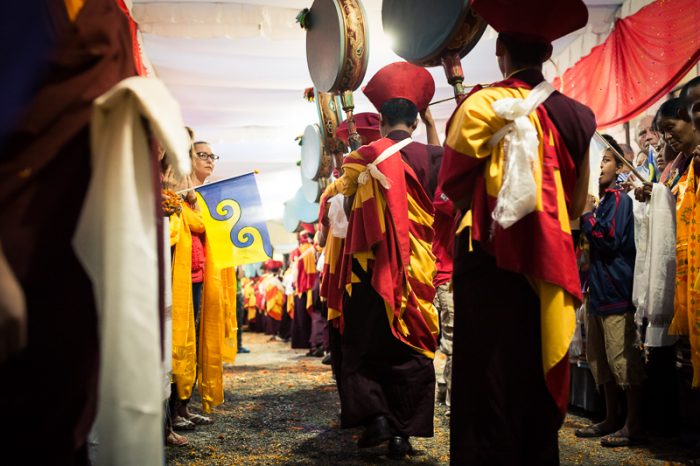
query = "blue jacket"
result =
(581, 186, 636, 316)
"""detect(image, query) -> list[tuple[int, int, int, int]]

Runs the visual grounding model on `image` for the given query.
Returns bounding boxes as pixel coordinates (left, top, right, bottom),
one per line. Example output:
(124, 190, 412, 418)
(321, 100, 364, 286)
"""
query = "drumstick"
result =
(593, 132, 651, 186)
(428, 91, 475, 107)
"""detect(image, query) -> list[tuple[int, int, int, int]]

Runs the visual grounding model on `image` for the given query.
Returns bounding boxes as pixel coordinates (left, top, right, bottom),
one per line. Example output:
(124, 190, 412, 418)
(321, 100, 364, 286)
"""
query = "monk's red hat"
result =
(336, 113, 381, 145)
(263, 260, 283, 271)
(472, 0, 588, 43)
(362, 62, 435, 113)
(299, 222, 315, 235)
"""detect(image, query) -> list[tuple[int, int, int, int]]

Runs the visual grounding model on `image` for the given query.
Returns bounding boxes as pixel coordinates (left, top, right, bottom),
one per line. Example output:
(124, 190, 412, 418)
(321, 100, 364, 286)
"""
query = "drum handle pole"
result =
(341, 90, 362, 151)
(441, 52, 467, 99)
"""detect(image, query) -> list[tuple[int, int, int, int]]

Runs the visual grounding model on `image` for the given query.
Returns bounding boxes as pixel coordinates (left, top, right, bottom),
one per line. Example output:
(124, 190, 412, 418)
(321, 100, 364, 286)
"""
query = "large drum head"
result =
(293, 188, 321, 223)
(283, 201, 301, 232)
(382, 0, 486, 67)
(306, 0, 369, 93)
(301, 124, 323, 180)
(301, 171, 321, 203)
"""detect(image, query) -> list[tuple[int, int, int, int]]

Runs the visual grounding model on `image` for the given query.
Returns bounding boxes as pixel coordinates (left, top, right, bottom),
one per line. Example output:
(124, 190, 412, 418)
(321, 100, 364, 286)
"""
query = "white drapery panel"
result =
(133, 2, 304, 40)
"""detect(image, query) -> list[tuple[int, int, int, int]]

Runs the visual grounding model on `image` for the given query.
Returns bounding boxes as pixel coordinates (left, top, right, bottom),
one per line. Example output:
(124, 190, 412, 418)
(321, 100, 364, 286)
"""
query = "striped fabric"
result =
(441, 79, 583, 415)
(319, 185, 346, 322)
(337, 138, 439, 358)
(262, 274, 285, 321)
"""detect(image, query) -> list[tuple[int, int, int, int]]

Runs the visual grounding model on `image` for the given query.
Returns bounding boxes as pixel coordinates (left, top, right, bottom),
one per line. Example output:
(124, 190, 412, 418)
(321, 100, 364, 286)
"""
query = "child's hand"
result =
(583, 194, 596, 214)
(634, 184, 652, 203)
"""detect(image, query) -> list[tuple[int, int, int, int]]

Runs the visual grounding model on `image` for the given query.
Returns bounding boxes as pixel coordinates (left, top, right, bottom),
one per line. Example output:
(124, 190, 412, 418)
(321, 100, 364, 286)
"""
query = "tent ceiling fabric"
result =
(134, 0, 622, 223)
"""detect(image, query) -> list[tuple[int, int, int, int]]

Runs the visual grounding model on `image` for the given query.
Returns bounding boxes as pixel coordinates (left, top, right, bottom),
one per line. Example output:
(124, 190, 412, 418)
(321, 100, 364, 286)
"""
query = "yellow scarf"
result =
(670, 161, 700, 387)
(170, 206, 199, 399)
(197, 193, 238, 413)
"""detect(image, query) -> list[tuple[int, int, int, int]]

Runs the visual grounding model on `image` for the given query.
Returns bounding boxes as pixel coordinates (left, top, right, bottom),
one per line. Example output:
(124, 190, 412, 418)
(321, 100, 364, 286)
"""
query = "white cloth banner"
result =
(73, 77, 191, 466)
(488, 81, 555, 229)
(631, 184, 678, 347)
(328, 194, 348, 239)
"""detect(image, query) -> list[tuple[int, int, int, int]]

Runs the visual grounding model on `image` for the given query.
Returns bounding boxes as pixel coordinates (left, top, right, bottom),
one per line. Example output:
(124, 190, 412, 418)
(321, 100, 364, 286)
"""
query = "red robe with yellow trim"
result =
(292, 241, 318, 316)
(262, 273, 284, 321)
(319, 187, 347, 324)
(338, 137, 439, 358)
(439, 69, 596, 415)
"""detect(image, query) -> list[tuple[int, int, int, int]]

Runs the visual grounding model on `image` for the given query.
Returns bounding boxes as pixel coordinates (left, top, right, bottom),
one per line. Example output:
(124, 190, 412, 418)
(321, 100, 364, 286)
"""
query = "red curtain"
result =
(553, 0, 700, 129)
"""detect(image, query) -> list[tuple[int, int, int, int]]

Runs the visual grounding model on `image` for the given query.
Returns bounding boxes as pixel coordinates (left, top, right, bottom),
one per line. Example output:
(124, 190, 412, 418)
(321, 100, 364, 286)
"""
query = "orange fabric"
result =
(669, 162, 700, 387)
(170, 207, 196, 400)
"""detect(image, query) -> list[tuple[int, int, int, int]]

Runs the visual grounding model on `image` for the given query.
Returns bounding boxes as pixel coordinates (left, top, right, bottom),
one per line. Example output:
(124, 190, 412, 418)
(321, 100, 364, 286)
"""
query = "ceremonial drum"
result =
(283, 201, 301, 233)
(304, 0, 369, 151)
(293, 188, 321, 223)
(301, 170, 329, 204)
(382, 0, 486, 96)
(283, 188, 321, 233)
(300, 124, 325, 181)
(305, 0, 369, 94)
(315, 91, 345, 167)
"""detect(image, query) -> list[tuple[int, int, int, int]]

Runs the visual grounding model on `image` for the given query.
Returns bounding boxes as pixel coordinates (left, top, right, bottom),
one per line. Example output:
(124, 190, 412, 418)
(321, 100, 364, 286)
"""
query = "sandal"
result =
(575, 424, 615, 438)
(172, 416, 196, 431)
(600, 431, 649, 448)
(166, 431, 189, 447)
(188, 413, 213, 426)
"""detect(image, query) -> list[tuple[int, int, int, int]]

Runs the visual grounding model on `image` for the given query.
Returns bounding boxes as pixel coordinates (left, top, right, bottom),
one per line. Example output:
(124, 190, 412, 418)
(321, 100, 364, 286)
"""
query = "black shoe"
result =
(310, 347, 325, 357)
(357, 415, 392, 448)
(321, 353, 332, 365)
(238, 347, 250, 354)
(387, 436, 414, 460)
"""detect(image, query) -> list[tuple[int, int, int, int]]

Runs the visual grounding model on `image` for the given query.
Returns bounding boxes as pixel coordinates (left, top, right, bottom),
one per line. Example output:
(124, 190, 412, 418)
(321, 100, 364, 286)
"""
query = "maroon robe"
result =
(0, 1, 136, 463)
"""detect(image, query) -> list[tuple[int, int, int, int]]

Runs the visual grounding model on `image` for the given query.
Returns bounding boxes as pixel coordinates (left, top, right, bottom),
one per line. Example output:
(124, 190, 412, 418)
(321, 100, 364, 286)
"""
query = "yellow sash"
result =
(170, 206, 198, 399)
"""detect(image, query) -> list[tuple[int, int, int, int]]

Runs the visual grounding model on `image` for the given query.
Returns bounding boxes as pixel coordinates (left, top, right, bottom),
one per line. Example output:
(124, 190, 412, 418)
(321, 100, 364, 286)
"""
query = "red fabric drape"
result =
(553, 0, 700, 129)
(116, 0, 147, 77)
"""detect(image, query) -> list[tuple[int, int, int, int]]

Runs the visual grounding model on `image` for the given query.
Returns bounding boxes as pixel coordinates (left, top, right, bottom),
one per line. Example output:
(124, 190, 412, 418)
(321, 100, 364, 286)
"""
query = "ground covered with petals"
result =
(167, 332, 697, 465)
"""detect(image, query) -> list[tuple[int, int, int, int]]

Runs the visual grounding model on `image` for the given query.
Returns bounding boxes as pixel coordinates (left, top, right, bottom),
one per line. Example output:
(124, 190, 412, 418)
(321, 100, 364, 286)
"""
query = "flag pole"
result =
(175, 170, 260, 195)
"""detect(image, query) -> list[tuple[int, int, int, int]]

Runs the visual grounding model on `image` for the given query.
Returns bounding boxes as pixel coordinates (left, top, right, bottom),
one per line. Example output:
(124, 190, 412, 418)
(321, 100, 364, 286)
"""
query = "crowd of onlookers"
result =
(571, 76, 700, 448)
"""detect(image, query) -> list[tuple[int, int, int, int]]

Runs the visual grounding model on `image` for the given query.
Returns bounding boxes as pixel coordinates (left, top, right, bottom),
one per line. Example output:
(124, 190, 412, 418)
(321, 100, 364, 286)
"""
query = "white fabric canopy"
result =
(133, 0, 624, 225)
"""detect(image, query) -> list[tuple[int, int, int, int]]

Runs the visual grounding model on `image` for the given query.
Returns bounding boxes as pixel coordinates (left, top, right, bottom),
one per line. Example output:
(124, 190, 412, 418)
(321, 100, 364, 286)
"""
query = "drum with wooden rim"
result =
(300, 124, 326, 181)
(315, 90, 345, 165)
(301, 168, 329, 204)
(382, 0, 487, 97)
(303, 0, 370, 151)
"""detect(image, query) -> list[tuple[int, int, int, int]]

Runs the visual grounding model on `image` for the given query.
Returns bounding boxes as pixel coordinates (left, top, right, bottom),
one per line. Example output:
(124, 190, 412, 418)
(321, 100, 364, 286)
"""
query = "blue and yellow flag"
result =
(647, 147, 659, 183)
(196, 173, 273, 268)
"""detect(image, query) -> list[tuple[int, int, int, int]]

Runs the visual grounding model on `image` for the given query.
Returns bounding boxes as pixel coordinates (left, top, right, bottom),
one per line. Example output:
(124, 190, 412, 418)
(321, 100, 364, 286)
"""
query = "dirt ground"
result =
(167, 331, 699, 465)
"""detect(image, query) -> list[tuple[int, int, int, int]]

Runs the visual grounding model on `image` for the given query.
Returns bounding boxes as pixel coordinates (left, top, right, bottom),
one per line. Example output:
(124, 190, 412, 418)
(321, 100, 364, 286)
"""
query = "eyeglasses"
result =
(196, 151, 219, 161)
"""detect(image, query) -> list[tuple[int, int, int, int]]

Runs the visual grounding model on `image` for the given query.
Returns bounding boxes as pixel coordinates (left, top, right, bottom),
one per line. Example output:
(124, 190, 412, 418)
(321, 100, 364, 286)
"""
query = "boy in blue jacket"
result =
(575, 135, 645, 447)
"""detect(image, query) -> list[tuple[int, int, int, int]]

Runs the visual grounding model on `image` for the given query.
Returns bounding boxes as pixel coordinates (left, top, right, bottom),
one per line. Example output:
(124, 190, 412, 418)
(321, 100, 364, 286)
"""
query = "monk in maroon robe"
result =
(0, 1, 136, 463)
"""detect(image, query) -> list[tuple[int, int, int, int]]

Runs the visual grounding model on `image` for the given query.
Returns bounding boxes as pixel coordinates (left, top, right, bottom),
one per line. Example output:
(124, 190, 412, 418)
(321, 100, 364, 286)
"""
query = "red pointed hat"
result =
(362, 62, 435, 112)
(471, 0, 588, 43)
(336, 113, 381, 145)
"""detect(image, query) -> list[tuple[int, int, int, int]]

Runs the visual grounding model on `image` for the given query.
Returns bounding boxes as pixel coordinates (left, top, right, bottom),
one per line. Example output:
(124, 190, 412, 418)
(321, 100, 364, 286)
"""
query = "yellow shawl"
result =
(170, 205, 200, 399)
(670, 161, 700, 386)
